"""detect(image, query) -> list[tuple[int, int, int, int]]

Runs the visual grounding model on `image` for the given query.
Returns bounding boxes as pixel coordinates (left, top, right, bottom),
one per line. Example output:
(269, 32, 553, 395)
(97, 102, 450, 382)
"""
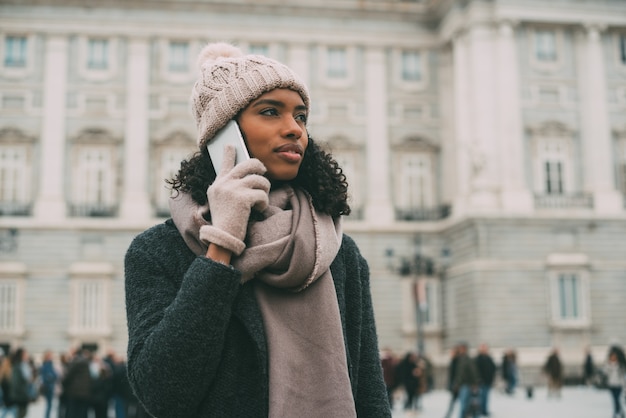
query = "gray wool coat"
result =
(124, 219, 391, 418)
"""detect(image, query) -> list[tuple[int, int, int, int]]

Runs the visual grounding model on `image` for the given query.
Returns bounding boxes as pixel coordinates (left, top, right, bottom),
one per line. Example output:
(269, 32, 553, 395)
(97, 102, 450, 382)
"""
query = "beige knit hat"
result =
(191, 42, 310, 149)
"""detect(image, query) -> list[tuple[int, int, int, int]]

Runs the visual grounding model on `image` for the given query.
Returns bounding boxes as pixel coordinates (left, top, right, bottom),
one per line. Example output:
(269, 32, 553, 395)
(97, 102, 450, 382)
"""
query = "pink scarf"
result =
(169, 186, 356, 417)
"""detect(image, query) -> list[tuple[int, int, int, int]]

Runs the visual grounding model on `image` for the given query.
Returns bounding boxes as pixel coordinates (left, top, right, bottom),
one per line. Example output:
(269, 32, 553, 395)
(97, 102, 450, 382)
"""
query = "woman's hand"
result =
(200, 145, 270, 256)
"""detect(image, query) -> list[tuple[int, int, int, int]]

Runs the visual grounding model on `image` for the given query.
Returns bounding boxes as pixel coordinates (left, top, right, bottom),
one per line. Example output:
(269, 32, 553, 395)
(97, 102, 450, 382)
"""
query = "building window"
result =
(168, 41, 189, 72)
(71, 145, 117, 217)
(397, 153, 434, 209)
(155, 146, 191, 216)
(249, 43, 269, 56)
(420, 278, 440, 327)
(535, 139, 571, 195)
(332, 150, 362, 218)
(401, 50, 421, 81)
(4, 35, 27, 67)
(0, 281, 18, 333)
(401, 277, 441, 335)
(549, 269, 590, 327)
(557, 273, 579, 319)
(619, 34, 626, 65)
(87, 39, 108, 70)
(617, 139, 626, 194)
(535, 29, 557, 62)
(70, 279, 109, 334)
(0, 145, 32, 215)
(327, 47, 347, 78)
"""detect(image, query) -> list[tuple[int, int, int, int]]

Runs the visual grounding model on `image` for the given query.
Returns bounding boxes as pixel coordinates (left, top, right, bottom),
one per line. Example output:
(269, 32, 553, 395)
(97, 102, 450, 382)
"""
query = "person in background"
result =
(124, 42, 390, 417)
(583, 347, 595, 386)
(380, 347, 398, 410)
(62, 349, 92, 418)
(444, 345, 460, 418)
(543, 348, 563, 399)
(502, 349, 518, 395)
(453, 342, 480, 418)
(474, 343, 496, 417)
(39, 350, 58, 418)
(8, 348, 31, 418)
(604, 346, 626, 418)
(395, 352, 421, 412)
(0, 350, 16, 418)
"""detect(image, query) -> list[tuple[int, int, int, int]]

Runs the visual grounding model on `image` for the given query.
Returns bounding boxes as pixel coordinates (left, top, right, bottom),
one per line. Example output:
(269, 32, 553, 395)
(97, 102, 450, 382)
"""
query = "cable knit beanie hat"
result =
(191, 42, 310, 149)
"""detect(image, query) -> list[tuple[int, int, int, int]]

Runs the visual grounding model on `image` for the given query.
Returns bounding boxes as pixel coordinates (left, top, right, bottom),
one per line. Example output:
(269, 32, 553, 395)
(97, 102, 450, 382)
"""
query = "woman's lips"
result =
(275, 143, 303, 163)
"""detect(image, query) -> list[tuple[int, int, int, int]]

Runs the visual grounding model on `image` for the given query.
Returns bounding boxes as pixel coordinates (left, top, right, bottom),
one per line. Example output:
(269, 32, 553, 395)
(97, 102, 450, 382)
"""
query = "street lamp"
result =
(386, 241, 437, 355)
(0, 228, 18, 253)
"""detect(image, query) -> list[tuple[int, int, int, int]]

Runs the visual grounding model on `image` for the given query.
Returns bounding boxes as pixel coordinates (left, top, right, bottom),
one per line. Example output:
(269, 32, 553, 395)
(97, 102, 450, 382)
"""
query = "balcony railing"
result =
(534, 193, 594, 209)
(155, 205, 171, 218)
(395, 204, 451, 221)
(344, 206, 364, 221)
(0, 202, 32, 216)
(69, 203, 118, 217)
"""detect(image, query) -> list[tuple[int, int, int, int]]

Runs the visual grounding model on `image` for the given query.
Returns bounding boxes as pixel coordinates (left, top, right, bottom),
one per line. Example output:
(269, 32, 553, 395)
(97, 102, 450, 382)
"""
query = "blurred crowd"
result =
(0, 346, 149, 418)
(380, 342, 626, 418)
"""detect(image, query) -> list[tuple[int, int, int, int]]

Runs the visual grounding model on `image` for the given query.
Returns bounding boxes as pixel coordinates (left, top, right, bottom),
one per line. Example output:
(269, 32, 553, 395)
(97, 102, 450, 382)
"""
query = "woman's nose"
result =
(283, 117, 303, 139)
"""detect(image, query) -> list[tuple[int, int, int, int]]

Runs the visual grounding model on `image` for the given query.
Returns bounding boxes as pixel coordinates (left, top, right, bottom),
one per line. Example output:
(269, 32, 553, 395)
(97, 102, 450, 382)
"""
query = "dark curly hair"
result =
(167, 136, 351, 218)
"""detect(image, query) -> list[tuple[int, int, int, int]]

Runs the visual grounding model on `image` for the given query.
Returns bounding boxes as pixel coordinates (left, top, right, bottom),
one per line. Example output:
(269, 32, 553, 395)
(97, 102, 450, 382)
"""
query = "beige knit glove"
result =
(199, 145, 270, 255)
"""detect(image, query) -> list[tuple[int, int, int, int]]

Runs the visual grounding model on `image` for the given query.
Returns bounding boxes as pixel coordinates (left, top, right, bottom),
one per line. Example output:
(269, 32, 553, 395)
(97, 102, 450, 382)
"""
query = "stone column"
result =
(466, 24, 500, 211)
(34, 35, 69, 221)
(364, 47, 394, 224)
(578, 24, 621, 214)
(287, 43, 310, 87)
(119, 38, 152, 220)
(496, 21, 533, 213)
(451, 31, 471, 215)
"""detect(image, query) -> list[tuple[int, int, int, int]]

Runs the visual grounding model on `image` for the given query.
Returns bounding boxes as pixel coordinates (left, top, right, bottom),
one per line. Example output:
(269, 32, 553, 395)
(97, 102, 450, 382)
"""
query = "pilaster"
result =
(578, 24, 622, 214)
(34, 35, 68, 221)
(496, 20, 533, 213)
(119, 37, 152, 220)
(364, 47, 394, 224)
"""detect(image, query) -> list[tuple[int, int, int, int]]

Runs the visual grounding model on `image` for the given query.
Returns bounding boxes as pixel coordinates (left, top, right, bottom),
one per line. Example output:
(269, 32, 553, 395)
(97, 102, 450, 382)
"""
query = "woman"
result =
(0, 354, 16, 418)
(125, 42, 390, 417)
(8, 348, 31, 418)
(604, 346, 626, 418)
(39, 350, 58, 418)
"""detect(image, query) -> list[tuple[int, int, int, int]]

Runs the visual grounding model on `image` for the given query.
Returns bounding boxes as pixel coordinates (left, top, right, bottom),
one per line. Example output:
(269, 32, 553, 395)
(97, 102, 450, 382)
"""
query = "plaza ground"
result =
(23, 385, 612, 417)
(391, 385, 611, 418)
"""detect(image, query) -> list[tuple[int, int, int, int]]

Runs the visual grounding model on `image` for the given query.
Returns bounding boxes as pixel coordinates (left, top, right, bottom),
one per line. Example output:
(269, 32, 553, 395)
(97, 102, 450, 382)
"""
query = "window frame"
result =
(547, 268, 591, 329)
(319, 44, 355, 88)
(395, 151, 435, 210)
(68, 129, 120, 217)
(532, 136, 574, 195)
(0, 143, 33, 215)
(78, 36, 118, 81)
(153, 132, 195, 217)
(68, 262, 113, 338)
(0, 33, 34, 78)
(616, 137, 626, 195)
(392, 48, 428, 91)
(400, 275, 442, 336)
(327, 144, 364, 220)
(529, 27, 563, 72)
(0, 262, 26, 337)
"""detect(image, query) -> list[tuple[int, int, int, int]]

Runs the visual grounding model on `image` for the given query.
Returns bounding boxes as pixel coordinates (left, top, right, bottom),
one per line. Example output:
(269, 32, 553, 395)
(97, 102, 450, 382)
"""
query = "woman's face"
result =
(237, 88, 308, 181)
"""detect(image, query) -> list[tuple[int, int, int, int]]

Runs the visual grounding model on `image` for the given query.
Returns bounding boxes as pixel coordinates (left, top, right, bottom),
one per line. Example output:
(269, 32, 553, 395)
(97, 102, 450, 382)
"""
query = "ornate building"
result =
(1, 0, 625, 383)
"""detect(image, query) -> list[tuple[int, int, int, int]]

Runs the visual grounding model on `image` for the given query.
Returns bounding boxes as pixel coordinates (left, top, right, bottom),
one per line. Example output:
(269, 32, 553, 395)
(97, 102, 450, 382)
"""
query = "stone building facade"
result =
(1, 0, 625, 384)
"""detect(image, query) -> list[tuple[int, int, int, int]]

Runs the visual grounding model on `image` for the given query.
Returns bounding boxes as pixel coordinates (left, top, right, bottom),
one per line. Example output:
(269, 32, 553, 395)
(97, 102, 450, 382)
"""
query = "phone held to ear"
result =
(207, 120, 250, 173)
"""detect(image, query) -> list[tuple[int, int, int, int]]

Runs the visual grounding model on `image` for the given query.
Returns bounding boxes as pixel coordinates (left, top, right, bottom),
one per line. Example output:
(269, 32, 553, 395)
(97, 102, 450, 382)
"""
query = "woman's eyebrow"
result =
(251, 99, 307, 112)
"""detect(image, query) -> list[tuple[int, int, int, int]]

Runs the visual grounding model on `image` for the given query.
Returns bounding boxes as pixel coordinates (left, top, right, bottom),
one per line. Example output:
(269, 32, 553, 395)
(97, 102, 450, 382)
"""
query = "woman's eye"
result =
(296, 113, 307, 123)
(260, 108, 278, 116)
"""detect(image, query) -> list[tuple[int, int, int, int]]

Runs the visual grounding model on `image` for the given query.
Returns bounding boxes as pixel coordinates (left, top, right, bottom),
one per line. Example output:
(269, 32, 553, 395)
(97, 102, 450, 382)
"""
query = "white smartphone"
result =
(206, 120, 250, 173)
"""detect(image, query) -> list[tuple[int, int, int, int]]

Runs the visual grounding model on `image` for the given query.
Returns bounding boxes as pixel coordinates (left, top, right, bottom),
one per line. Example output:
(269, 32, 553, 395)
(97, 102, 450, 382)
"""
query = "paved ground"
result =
(391, 386, 612, 418)
(21, 385, 614, 417)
